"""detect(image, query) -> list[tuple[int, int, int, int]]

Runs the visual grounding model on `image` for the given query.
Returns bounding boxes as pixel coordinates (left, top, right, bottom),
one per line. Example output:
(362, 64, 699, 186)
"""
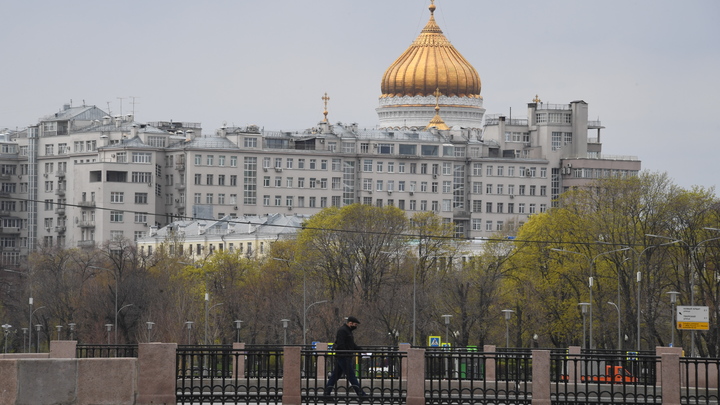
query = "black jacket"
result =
(333, 324, 361, 354)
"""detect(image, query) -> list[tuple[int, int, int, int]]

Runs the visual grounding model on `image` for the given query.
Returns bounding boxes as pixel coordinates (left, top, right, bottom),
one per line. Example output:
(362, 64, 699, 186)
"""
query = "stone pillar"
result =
(531, 350, 551, 405)
(400, 343, 411, 379)
(483, 345, 496, 382)
(282, 346, 302, 405)
(316, 342, 328, 381)
(655, 346, 682, 386)
(660, 352, 681, 405)
(567, 346, 581, 383)
(49, 340, 77, 358)
(136, 343, 177, 405)
(405, 348, 425, 405)
(232, 342, 245, 379)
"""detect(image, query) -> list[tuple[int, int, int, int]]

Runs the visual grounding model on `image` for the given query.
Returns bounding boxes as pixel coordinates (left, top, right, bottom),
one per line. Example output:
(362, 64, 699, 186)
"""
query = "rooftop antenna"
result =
(106, 101, 112, 116)
(129, 96, 140, 116)
(117, 97, 125, 116)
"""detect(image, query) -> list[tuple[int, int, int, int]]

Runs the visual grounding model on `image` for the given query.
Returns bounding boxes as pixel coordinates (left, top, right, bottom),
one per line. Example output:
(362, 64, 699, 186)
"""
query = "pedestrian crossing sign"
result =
(429, 336, 441, 347)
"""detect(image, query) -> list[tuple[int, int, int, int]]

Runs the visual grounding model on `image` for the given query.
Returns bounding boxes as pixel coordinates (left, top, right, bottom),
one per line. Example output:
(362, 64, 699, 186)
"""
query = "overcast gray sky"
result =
(1, 0, 718, 194)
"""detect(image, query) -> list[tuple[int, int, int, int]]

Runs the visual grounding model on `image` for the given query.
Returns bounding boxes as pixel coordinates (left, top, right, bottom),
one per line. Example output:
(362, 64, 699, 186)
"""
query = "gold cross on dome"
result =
(533, 94, 541, 103)
(322, 92, 330, 122)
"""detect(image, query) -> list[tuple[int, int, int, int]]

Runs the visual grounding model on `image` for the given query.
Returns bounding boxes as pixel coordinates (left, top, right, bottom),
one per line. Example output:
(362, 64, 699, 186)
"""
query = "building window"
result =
(110, 211, 123, 222)
(110, 192, 124, 203)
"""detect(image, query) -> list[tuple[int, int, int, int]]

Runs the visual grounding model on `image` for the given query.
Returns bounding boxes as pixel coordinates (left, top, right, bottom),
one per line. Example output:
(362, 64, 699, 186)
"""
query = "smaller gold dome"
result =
(381, 2, 481, 99)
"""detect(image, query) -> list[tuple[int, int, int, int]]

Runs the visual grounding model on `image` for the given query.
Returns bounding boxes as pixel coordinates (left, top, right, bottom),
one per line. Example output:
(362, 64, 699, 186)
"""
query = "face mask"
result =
(349, 325, 357, 330)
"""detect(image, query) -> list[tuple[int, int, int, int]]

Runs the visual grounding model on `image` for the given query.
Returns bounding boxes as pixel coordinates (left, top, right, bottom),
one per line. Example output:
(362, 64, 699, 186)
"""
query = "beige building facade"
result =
(0, 1, 639, 264)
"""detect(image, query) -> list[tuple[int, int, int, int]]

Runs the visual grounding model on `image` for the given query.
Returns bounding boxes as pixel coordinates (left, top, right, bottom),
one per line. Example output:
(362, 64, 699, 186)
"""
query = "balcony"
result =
(55, 188, 66, 197)
(175, 163, 185, 171)
(55, 170, 66, 178)
(453, 210, 471, 219)
(175, 183, 186, 191)
(55, 226, 66, 233)
(0, 227, 21, 234)
(0, 210, 10, 217)
(55, 208, 66, 216)
(0, 174, 10, 181)
(77, 240, 95, 248)
(78, 201, 96, 208)
(77, 221, 95, 228)
(174, 201, 185, 209)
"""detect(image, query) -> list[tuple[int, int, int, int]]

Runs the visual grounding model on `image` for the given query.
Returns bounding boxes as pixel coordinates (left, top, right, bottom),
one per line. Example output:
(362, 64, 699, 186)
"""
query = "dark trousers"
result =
(324, 356, 363, 395)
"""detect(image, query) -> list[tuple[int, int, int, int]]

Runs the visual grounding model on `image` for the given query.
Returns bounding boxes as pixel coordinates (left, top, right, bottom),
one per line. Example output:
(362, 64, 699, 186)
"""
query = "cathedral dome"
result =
(380, 2, 481, 99)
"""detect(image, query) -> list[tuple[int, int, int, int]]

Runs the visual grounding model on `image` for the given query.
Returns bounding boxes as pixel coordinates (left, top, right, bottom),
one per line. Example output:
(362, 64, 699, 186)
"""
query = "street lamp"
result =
(55, 325, 63, 341)
(578, 303, 590, 349)
(304, 300, 328, 345)
(281, 319, 290, 345)
(501, 310, 514, 348)
(205, 302, 223, 346)
(89, 266, 120, 345)
(551, 247, 630, 349)
(441, 315, 452, 345)
(234, 320, 243, 343)
(105, 324, 113, 345)
(35, 324, 42, 352)
(28, 304, 45, 353)
(2, 324, 11, 354)
(667, 291, 680, 347)
(21, 328, 27, 352)
(185, 321, 194, 345)
(273, 257, 324, 346)
(145, 321, 155, 343)
(68, 323, 76, 340)
(608, 302, 621, 350)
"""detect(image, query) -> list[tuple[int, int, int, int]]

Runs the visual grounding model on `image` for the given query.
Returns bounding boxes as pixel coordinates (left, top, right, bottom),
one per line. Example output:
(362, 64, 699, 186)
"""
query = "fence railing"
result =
(76, 344, 137, 358)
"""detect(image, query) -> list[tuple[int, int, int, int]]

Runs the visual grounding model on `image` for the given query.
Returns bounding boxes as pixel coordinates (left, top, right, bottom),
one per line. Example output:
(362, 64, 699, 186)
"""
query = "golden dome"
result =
(381, 2, 481, 99)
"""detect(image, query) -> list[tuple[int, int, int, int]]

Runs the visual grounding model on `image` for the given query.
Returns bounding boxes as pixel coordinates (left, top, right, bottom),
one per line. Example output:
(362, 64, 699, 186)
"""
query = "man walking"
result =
(323, 316, 368, 398)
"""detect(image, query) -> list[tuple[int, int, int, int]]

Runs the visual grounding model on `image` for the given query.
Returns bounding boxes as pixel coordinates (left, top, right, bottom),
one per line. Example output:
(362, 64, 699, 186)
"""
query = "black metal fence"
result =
(425, 348, 532, 404)
(76, 344, 138, 358)
(551, 352, 661, 404)
(176, 345, 284, 405)
(681, 356, 720, 404)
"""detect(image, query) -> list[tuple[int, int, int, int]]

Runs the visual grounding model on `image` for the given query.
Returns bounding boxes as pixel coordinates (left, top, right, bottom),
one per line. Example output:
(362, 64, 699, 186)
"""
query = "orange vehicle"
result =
(561, 365, 638, 384)
(582, 366, 638, 383)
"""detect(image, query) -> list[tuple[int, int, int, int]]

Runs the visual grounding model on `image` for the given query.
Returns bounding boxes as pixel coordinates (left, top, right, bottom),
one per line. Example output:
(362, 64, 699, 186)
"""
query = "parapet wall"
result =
(0, 341, 175, 405)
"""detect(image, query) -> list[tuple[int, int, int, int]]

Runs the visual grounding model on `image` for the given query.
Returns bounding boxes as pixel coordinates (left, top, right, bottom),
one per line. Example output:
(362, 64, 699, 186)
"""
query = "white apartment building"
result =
(0, 1, 640, 264)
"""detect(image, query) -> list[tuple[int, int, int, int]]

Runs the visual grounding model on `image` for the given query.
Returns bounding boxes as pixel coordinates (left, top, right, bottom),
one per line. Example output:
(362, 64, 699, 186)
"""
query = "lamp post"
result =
(105, 324, 113, 345)
(28, 304, 45, 353)
(2, 324, 11, 354)
(578, 303, 590, 349)
(21, 328, 27, 352)
(55, 325, 63, 341)
(205, 302, 223, 346)
(234, 320, 243, 343)
(185, 321, 194, 344)
(204, 293, 209, 345)
(35, 324, 42, 352)
(441, 315, 452, 345)
(501, 310, 514, 348)
(304, 300, 328, 345)
(281, 319, 290, 345)
(551, 247, 630, 349)
(146, 322, 155, 343)
(68, 323, 76, 340)
(608, 302, 621, 350)
(89, 266, 119, 345)
(273, 257, 323, 346)
(667, 291, 680, 347)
